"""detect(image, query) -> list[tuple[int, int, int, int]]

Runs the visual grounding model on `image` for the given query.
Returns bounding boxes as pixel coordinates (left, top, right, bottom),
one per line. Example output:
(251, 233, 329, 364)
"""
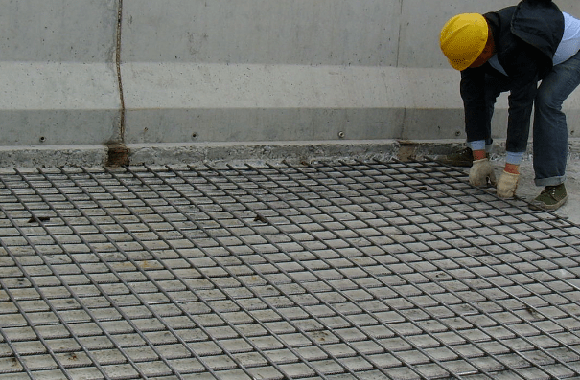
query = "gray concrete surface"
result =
(0, 160, 579, 380)
(0, 0, 122, 149)
(1, 0, 580, 167)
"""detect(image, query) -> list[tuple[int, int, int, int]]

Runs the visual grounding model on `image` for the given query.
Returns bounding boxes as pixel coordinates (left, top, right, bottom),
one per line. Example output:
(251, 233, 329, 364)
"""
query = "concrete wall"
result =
(1, 0, 580, 166)
(0, 0, 121, 147)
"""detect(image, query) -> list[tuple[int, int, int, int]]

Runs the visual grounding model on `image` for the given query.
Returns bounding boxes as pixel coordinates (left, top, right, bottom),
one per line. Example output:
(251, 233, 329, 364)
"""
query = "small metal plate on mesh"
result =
(0, 160, 579, 380)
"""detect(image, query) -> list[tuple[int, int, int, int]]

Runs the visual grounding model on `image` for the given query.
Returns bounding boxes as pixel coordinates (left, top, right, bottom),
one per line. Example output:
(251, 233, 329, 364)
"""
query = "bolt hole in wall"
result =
(39, 136, 46, 143)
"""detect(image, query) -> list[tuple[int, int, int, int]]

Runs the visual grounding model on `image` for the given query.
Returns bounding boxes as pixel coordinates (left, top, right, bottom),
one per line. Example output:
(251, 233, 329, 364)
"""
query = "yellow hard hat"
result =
(440, 13, 489, 71)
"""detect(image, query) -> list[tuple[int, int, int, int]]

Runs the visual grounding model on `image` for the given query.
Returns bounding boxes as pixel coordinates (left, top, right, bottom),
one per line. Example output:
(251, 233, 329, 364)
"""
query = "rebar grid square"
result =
(0, 160, 579, 380)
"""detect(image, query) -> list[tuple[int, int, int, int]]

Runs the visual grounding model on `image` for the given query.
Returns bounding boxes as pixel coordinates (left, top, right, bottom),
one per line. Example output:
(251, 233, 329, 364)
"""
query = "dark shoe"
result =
(529, 184, 568, 211)
(436, 147, 474, 167)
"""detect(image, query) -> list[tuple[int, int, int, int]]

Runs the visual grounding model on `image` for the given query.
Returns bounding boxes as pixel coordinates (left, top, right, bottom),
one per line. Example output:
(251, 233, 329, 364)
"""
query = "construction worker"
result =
(439, 0, 580, 211)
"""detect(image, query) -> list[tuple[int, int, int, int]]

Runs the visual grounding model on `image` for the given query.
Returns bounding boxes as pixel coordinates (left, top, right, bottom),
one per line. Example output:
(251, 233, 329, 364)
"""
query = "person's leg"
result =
(531, 52, 580, 210)
(533, 56, 580, 185)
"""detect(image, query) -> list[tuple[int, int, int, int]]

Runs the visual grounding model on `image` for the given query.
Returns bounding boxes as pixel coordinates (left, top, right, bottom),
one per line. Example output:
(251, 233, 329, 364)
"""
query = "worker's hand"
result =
(469, 158, 497, 187)
(497, 170, 520, 198)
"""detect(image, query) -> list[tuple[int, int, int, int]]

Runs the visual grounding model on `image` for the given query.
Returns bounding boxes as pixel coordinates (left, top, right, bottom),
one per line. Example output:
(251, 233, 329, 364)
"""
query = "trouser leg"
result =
(533, 52, 580, 186)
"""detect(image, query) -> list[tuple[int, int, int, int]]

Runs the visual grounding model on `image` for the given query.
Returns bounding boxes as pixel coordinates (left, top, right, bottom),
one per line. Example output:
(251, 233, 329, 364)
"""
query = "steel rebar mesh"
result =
(0, 159, 579, 380)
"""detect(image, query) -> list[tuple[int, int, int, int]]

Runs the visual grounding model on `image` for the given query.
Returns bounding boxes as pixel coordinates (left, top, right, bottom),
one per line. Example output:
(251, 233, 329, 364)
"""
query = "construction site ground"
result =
(0, 157, 579, 380)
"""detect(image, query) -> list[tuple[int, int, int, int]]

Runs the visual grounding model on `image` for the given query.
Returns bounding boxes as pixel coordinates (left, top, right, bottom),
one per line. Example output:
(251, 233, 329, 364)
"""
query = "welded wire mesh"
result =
(0, 160, 579, 380)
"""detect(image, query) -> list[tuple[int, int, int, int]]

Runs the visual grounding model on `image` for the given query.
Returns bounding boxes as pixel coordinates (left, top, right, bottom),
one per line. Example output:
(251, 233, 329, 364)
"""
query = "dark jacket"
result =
(460, 0, 565, 152)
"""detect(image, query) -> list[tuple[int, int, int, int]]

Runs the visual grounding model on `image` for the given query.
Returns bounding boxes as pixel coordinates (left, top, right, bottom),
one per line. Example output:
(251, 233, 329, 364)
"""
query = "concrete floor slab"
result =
(0, 160, 579, 380)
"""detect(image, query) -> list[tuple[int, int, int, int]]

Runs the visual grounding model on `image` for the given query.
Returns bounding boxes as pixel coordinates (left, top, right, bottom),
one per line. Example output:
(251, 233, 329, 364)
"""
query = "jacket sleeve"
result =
(460, 66, 489, 143)
(504, 46, 542, 153)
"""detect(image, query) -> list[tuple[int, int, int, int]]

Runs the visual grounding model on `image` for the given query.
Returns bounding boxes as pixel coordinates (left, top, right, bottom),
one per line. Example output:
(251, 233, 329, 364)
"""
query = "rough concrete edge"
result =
(129, 137, 580, 165)
(128, 140, 404, 167)
(1, 138, 579, 168)
(0, 145, 107, 168)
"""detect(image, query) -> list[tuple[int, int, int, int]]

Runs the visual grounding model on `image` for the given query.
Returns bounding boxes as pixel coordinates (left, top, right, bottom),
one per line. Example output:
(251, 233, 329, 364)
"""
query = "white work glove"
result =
(469, 158, 497, 187)
(497, 170, 520, 198)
